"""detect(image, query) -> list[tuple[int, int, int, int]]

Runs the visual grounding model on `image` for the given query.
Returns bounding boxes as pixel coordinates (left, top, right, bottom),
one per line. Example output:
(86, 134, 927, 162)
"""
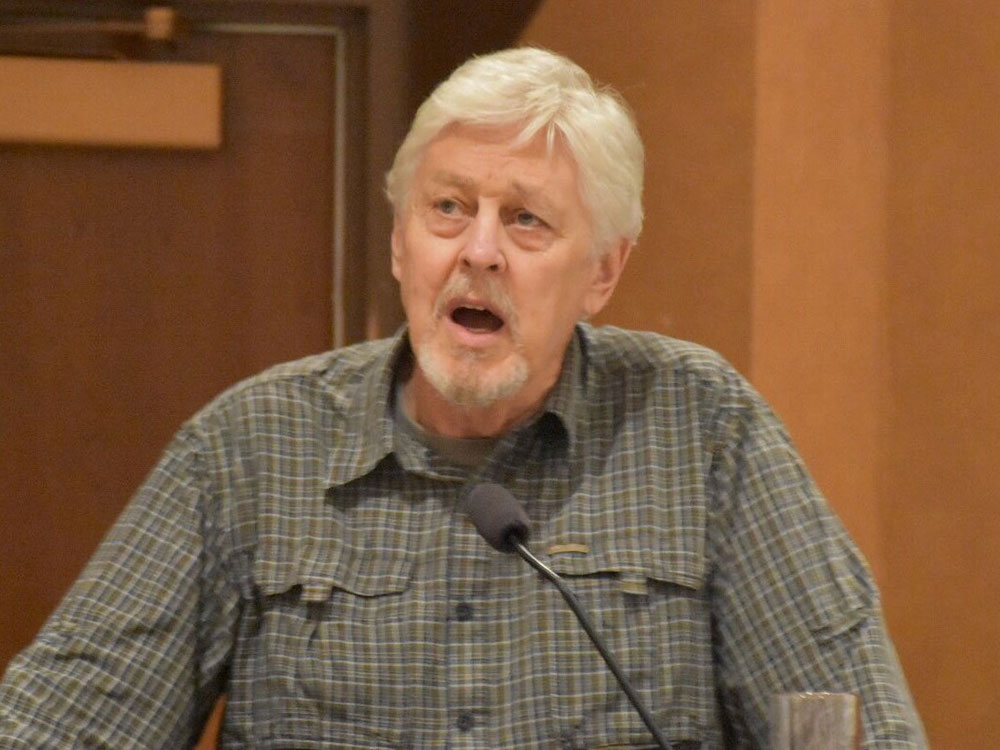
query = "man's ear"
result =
(582, 238, 633, 319)
(390, 220, 404, 282)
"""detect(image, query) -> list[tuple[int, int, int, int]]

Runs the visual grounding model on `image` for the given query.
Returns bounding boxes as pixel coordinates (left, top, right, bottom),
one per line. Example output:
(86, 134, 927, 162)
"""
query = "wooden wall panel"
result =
(522, 2, 1000, 748)
(886, 3, 1000, 745)
(751, 1, 890, 579)
(521, 0, 756, 374)
(0, 29, 338, 670)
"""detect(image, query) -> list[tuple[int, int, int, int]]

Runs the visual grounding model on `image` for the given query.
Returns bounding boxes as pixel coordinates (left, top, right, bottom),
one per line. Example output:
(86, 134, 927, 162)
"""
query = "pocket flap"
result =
(800, 536, 871, 639)
(536, 482, 708, 593)
(254, 537, 412, 602)
(545, 541, 705, 592)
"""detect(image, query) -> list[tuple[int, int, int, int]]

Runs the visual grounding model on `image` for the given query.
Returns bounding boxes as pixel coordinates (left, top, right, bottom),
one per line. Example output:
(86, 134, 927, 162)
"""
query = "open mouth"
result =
(451, 305, 505, 333)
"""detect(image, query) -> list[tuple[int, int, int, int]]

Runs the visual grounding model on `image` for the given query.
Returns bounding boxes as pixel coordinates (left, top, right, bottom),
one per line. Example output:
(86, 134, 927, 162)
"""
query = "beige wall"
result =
(522, 2, 1000, 748)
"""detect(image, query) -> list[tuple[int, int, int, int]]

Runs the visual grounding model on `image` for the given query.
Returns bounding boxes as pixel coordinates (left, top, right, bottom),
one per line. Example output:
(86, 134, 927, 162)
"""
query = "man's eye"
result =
(435, 199, 461, 215)
(514, 210, 543, 227)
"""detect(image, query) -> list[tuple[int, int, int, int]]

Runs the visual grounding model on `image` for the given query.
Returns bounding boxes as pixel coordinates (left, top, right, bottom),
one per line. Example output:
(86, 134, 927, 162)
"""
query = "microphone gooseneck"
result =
(461, 483, 671, 750)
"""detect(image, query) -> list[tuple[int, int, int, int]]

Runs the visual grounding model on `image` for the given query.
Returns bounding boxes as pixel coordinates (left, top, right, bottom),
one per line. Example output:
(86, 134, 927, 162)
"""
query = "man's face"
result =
(392, 122, 626, 425)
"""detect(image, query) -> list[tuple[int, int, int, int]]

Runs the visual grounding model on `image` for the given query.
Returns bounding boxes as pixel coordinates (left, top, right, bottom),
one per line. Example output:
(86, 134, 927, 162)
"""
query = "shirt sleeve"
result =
(705, 380, 928, 750)
(0, 425, 240, 749)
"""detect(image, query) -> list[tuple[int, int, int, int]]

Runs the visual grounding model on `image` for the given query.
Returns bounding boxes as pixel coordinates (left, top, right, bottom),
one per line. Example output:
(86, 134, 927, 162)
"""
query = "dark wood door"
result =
(0, 3, 361, 715)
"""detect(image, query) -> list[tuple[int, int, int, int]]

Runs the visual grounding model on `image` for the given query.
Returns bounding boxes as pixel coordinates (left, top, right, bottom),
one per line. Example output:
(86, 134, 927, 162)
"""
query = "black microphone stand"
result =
(511, 539, 671, 750)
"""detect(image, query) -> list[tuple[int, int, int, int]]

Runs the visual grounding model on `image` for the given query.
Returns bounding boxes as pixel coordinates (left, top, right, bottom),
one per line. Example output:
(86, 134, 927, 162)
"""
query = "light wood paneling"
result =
(751, 0, 890, 579)
(886, 3, 1000, 745)
(0, 56, 221, 148)
(522, 2, 1000, 748)
(521, 0, 756, 374)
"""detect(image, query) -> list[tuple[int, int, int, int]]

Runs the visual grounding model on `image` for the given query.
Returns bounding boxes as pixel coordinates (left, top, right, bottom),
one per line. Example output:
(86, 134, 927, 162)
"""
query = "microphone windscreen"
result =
(461, 483, 530, 553)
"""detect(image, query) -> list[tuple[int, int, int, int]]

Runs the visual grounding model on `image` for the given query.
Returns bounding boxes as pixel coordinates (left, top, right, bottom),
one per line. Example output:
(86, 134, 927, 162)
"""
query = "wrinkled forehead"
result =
(407, 122, 587, 208)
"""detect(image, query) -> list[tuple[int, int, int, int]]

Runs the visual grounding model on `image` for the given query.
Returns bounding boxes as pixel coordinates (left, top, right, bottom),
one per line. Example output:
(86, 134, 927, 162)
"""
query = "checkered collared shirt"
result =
(0, 324, 926, 749)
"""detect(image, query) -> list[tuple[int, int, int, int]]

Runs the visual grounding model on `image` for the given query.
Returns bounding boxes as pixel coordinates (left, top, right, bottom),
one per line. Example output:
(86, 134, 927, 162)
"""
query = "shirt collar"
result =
(535, 323, 588, 449)
(324, 326, 408, 488)
(325, 323, 591, 488)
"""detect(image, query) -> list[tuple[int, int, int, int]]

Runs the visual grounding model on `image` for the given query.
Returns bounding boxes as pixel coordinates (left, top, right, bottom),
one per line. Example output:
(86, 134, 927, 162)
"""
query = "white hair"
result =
(385, 47, 644, 252)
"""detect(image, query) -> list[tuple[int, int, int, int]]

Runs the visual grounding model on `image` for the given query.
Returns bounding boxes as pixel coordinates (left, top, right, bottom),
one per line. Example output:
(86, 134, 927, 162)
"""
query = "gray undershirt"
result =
(393, 381, 499, 470)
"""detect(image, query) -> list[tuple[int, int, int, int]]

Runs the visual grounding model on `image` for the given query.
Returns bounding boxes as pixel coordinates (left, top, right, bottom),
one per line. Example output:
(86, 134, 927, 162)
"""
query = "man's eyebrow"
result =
(427, 171, 476, 189)
(511, 180, 560, 215)
(424, 172, 561, 215)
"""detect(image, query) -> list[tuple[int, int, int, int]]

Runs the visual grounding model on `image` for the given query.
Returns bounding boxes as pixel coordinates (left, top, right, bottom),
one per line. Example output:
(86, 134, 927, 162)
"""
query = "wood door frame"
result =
(1, 0, 409, 344)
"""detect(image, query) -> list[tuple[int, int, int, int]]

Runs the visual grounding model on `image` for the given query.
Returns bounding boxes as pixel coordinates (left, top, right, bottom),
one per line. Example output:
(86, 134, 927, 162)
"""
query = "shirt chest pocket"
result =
(250, 544, 422, 748)
(541, 548, 715, 749)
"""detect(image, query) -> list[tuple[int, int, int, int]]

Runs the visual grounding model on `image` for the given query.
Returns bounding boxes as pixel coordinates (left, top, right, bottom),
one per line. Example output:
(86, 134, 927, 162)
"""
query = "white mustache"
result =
(434, 273, 517, 329)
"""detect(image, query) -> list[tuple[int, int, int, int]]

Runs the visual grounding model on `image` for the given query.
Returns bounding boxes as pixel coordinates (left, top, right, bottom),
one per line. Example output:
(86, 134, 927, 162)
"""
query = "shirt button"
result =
(456, 712, 475, 732)
(454, 602, 474, 621)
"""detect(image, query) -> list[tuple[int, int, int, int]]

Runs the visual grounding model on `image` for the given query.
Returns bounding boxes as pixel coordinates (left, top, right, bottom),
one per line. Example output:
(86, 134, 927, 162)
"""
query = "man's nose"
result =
(459, 212, 506, 272)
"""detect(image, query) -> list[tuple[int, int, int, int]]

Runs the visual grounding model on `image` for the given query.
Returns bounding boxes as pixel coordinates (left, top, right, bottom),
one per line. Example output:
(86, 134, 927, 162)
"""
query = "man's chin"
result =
(417, 348, 529, 410)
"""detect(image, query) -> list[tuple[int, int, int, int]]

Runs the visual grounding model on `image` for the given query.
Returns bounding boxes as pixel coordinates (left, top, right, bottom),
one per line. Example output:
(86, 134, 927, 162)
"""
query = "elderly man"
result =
(1, 48, 925, 749)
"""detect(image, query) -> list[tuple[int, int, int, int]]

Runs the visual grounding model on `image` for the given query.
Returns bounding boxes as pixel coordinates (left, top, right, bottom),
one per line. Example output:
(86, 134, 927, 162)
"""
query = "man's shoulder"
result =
(580, 324, 742, 390)
(250, 337, 394, 385)
(190, 336, 396, 425)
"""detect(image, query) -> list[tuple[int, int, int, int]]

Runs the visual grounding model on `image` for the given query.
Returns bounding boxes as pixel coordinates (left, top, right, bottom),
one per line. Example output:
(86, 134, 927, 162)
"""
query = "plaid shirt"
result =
(0, 324, 926, 749)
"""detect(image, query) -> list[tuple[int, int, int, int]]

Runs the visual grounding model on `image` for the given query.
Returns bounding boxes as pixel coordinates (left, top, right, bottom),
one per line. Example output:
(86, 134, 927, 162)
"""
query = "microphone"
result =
(460, 483, 671, 750)
(462, 482, 530, 553)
